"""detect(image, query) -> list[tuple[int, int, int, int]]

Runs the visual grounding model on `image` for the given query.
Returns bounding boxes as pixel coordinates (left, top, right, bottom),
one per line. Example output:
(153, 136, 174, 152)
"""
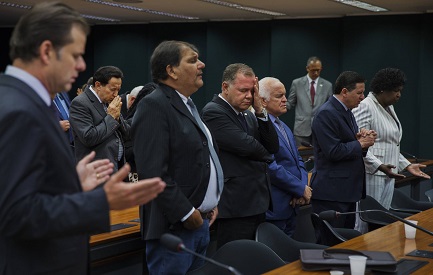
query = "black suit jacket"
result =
(131, 84, 214, 240)
(201, 95, 279, 218)
(0, 74, 109, 274)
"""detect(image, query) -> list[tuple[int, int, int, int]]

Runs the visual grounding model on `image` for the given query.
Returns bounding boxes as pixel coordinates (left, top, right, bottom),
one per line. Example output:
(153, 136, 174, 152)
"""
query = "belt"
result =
(200, 211, 212, 219)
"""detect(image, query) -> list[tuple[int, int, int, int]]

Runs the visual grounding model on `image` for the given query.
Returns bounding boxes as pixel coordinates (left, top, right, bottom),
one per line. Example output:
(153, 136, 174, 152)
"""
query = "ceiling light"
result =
(202, 0, 286, 16)
(332, 0, 388, 12)
(81, 14, 120, 22)
(0, 1, 31, 10)
(86, 0, 199, 19)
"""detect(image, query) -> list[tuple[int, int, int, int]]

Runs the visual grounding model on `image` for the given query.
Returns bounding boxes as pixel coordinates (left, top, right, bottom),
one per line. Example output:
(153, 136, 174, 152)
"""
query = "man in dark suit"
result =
(70, 66, 130, 172)
(287, 56, 333, 146)
(0, 2, 165, 274)
(132, 41, 222, 274)
(201, 63, 279, 249)
(310, 71, 376, 229)
(53, 91, 74, 148)
(258, 77, 312, 237)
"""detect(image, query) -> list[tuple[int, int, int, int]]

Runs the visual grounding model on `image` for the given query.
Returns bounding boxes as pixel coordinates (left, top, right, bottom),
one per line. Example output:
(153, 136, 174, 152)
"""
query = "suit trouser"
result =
(146, 219, 210, 275)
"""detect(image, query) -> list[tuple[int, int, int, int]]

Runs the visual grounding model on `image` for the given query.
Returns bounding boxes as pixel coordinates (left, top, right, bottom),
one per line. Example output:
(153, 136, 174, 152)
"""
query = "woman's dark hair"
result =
(370, 68, 406, 94)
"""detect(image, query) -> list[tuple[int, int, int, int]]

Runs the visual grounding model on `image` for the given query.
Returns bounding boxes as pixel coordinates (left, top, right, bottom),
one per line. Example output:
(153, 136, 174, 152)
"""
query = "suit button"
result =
(203, 141, 207, 146)
(206, 163, 210, 168)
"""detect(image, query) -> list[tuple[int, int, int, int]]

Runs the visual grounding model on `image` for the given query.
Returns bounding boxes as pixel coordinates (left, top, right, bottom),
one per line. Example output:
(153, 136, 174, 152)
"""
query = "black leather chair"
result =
(310, 213, 362, 246)
(292, 204, 318, 243)
(360, 195, 412, 231)
(391, 188, 433, 214)
(186, 239, 286, 275)
(425, 189, 433, 202)
(255, 222, 328, 263)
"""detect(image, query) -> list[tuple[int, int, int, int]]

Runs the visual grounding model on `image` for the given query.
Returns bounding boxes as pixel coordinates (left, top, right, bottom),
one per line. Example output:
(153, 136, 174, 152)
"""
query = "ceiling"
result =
(1, 0, 432, 27)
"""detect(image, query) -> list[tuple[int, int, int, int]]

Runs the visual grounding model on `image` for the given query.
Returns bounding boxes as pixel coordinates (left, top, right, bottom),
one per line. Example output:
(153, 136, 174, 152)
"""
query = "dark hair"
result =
(150, 40, 199, 83)
(9, 1, 89, 62)
(92, 66, 123, 86)
(370, 68, 406, 94)
(126, 82, 158, 119)
(222, 63, 255, 84)
(334, 71, 365, 94)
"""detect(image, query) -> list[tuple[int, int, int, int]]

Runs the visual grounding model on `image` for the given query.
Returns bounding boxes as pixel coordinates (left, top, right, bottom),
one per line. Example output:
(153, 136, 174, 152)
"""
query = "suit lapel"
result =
(330, 96, 357, 137)
(85, 88, 107, 119)
(212, 95, 247, 132)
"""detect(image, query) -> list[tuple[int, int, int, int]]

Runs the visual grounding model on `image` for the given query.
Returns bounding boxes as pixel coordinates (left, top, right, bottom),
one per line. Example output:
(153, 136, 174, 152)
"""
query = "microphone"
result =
(319, 210, 433, 237)
(301, 141, 313, 148)
(160, 233, 243, 275)
(303, 156, 314, 164)
(400, 150, 418, 163)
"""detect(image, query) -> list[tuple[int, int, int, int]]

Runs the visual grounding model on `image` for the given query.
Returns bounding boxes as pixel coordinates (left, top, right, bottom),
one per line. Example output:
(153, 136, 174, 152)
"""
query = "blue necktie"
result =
(53, 95, 69, 120)
(187, 98, 224, 194)
(275, 117, 293, 154)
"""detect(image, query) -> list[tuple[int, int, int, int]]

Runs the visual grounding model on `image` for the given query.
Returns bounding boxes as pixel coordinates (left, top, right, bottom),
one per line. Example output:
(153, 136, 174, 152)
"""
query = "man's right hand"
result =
(104, 163, 166, 210)
(183, 209, 204, 230)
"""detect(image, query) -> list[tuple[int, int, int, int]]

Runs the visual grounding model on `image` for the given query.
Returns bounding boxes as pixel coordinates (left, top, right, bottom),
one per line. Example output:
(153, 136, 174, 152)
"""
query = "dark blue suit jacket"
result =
(310, 96, 366, 203)
(0, 74, 109, 274)
(266, 115, 308, 220)
(53, 91, 73, 143)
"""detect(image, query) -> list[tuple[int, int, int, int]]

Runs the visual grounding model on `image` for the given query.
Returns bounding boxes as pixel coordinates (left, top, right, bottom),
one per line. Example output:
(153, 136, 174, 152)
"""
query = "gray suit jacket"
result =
(70, 87, 130, 170)
(287, 75, 333, 137)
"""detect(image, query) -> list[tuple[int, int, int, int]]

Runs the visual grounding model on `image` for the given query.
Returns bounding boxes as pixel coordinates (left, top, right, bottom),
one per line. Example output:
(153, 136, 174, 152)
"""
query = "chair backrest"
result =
(186, 239, 286, 275)
(425, 189, 433, 202)
(292, 204, 318, 243)
(310, 213, 347, 246)
(255, 222, 328, 263)
(391, 188, 433, 212)
(359, 195, 400, 231)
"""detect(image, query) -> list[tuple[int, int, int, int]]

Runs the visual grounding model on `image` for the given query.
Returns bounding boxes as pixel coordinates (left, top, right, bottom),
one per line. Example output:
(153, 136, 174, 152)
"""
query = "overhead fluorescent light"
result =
(332, 0, 388, 12)
(86, 0, 199, 20)
(0, 1, 32, 10)
(81, 14, 120, 22)
(202, 0, 286, 16)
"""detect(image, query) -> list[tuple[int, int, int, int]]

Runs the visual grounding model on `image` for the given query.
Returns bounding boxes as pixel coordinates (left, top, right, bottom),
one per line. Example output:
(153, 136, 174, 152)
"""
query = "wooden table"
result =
(264, 208, 433, 274)
(90, 206, 143, 268)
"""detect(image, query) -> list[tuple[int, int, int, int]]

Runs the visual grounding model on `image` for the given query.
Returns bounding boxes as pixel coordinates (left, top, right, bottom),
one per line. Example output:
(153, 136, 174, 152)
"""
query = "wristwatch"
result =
(255, 108, 267, 118)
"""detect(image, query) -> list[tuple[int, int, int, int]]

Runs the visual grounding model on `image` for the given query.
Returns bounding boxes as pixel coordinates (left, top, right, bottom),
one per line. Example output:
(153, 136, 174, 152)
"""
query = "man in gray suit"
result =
(70, 66, 130, 172)
(287, 56, 333, 146)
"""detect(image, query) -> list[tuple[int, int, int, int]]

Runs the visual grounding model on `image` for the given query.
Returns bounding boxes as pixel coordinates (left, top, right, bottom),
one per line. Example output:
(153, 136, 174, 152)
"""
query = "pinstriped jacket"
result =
(352, 92, 410, 176)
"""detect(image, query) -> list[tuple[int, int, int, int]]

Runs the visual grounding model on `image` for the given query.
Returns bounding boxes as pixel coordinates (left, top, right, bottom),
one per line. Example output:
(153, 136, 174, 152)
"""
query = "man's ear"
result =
(166, 65, 178, 80)
(261, 97, 268, 108)
(222, 82, 229, 94)
(39, 40, 54, 65)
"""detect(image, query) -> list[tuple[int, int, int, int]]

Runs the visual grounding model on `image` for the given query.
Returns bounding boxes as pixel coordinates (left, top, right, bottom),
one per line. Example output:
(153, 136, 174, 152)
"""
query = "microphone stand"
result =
(337, 210, 433, 237)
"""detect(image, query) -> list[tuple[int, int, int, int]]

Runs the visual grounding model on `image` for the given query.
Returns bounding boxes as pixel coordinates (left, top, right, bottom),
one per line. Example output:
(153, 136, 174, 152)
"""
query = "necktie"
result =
(237, 112, 248, 132)
(275, 118, 293, 154)
(348, 109, 358, 133)
(187, 98, 224, 194)
(103, 102, 123, 162)
(310, 80, 316, 106)
(53, 95, 69, 120)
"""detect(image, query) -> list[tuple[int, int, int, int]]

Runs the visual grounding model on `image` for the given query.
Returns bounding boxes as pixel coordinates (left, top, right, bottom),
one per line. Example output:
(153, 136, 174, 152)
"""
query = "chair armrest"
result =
(389, 207, 420, 214)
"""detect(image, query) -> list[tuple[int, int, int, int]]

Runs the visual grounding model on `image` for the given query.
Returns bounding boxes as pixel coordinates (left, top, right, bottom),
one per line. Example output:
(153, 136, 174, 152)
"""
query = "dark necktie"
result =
(237, 112, 248, 132)
(103, 102, 123, 162)
(187, 98, 224, 194)
(348, 109, 358, 133)
(275, 117, 293, 154)
(310, 80, 316, 106)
